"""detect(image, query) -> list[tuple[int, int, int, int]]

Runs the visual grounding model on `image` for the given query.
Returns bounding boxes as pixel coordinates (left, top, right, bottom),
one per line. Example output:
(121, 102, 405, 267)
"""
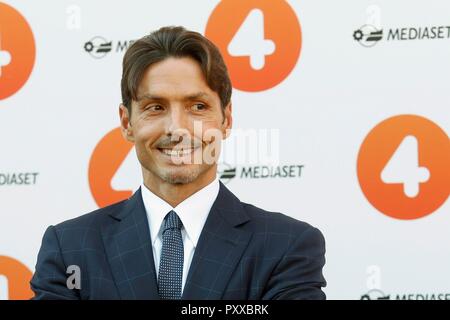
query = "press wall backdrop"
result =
(0, 0, 449, 300)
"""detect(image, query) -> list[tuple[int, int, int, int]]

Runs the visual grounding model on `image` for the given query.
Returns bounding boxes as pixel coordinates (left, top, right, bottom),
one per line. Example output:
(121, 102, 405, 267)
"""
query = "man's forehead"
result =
(134, 57, 220, 102)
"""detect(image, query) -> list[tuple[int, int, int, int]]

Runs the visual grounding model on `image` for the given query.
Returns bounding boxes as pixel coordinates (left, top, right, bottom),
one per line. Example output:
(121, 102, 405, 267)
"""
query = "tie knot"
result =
(163, 210, 182, 233)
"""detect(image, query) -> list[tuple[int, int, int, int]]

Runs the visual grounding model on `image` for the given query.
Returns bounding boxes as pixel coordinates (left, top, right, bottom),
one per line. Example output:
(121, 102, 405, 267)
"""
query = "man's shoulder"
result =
(240, 201, 322, 238)
(52, 199, 128, 233)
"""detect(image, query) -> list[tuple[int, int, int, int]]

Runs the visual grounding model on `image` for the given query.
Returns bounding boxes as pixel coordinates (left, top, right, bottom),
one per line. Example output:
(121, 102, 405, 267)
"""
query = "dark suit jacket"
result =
(31, 182, 326, 299)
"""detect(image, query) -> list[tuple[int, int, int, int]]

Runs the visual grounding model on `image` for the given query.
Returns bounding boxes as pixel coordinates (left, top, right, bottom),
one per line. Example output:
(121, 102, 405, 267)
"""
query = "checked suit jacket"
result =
(31, 182, 326, 300)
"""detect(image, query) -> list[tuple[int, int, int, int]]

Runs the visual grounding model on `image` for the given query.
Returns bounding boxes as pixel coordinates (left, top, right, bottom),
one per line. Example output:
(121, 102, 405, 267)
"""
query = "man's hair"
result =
(121, 26, 232, 113)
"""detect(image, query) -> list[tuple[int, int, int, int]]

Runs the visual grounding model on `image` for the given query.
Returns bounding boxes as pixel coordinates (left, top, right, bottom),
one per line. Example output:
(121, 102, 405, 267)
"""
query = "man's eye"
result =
(192, 103, 207, 111)
(147, 105, 163, 112)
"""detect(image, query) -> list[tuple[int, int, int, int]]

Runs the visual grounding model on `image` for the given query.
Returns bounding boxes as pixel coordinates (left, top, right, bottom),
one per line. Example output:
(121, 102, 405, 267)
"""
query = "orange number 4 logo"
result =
(357, 115, 450, 220)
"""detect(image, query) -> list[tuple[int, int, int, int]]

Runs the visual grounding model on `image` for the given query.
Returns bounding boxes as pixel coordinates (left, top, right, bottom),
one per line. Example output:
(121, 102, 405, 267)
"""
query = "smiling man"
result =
(31, 26, 327, 300)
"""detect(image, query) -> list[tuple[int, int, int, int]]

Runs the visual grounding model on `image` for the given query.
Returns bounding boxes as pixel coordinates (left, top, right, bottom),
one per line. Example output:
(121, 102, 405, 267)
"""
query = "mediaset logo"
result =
(361, 289, 450, 300)
(353, 25, 383, 47)
(83, 36, 136, 58)
(0, 172, 39, 186)
(360, 289, 390, 300)
(218, 162, 304, 184)
(354, 23, 450, 47)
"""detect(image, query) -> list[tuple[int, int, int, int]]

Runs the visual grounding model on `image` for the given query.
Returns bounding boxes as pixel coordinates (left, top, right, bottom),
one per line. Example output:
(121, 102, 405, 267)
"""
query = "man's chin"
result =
(158, 167, 202, 185)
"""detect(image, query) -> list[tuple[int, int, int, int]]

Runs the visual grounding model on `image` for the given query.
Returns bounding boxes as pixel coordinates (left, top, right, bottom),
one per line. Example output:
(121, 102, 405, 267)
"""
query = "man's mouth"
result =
(157, 147, 200, 157)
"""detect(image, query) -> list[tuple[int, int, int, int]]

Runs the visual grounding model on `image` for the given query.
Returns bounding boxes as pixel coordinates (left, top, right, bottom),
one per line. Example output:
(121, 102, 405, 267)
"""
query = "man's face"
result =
(120, 57, 232, 186)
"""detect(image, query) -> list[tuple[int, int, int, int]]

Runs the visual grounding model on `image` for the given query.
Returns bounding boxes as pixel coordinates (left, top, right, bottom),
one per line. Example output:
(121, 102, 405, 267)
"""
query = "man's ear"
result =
(119, 104, 135, 142)
(222, 102, 232, 139)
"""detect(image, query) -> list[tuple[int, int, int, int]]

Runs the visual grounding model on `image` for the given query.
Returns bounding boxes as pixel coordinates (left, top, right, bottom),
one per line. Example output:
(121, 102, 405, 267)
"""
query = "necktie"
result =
(158, 210, 184, 300)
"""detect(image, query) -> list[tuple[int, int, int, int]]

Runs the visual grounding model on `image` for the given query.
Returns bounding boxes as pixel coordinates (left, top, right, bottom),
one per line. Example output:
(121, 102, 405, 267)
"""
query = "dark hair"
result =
(121, 26, 232, 113)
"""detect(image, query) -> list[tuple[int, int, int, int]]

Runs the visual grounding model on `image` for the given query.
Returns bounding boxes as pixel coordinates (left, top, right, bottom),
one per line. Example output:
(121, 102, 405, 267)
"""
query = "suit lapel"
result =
(101, 188, 160, 299)
(182, 182, 252, 299)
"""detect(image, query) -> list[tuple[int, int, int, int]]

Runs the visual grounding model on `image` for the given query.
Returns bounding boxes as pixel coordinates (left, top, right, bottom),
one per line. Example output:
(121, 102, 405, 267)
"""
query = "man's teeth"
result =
(161, 148, 195, 157)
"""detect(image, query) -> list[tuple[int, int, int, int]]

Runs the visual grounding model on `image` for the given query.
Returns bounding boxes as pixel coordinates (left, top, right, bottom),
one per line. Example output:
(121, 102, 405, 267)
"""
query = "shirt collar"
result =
(141, 177, 220, 248)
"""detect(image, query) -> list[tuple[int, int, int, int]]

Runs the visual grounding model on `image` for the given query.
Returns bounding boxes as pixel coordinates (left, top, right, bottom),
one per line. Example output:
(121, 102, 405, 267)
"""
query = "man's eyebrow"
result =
(136, 92, 211, 102)
(184, 92, 210, 100)
(136, 93, 166, 102)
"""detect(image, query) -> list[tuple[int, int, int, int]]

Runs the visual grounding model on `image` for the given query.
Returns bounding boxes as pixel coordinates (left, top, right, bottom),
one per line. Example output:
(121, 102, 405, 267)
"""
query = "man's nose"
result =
(165, 106, 191, 136)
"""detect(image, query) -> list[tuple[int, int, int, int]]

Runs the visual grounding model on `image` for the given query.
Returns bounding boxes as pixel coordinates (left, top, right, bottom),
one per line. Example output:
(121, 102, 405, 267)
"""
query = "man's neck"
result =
(142, 169, 217, 207)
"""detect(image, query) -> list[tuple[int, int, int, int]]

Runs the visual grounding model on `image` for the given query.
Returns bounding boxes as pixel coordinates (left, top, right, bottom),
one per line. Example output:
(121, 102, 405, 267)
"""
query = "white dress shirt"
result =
(140, 177, 220, 293)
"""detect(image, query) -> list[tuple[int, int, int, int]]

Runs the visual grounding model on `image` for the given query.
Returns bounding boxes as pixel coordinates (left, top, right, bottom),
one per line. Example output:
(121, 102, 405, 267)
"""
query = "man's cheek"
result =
(201, 130, 222, 165)
(194, 120, 220, 138)
(133, 138, 153, 161)
(134, 128, 157, 146)
(202, 126, 223, 143)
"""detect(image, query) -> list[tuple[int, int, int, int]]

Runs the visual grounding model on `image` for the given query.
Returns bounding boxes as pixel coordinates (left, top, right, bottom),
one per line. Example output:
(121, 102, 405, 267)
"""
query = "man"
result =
(31, 26, 326, 300)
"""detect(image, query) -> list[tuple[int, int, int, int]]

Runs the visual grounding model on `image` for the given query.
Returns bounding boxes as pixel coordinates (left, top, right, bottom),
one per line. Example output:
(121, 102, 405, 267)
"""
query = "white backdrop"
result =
(0, 0, 449, 300)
